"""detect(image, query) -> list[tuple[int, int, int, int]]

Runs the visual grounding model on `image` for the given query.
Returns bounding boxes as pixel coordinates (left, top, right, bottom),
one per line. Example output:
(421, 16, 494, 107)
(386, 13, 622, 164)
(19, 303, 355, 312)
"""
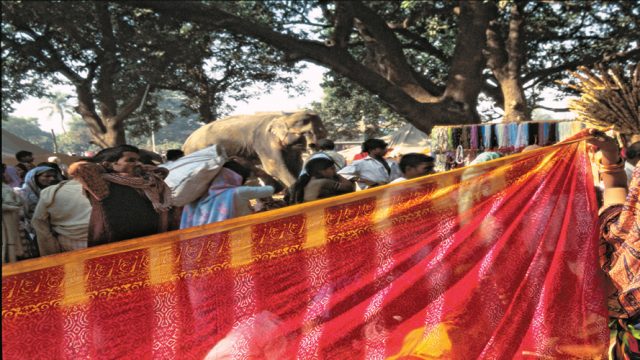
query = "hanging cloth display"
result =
(508, 123, 518, 148)
(548, 122, 557, 144)
(470, 125, 479, 150)
(537, 122, 544, 146)
(484, 125, 493, 149)
(461, 126, 470, 150)
(448, 127, 455, 150)
(542, 123, 551, 146)
(515, 123, 528, 149)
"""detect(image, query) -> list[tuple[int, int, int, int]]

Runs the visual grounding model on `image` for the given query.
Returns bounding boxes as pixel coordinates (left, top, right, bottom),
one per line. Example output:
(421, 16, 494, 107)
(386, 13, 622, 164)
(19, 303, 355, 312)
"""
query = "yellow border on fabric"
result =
(1, 137, 589, 278)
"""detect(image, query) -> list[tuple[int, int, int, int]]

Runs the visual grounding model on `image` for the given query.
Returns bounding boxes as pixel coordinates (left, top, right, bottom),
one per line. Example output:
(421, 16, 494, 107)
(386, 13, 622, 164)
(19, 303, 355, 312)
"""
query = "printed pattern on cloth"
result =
(2, 137, 611, 359)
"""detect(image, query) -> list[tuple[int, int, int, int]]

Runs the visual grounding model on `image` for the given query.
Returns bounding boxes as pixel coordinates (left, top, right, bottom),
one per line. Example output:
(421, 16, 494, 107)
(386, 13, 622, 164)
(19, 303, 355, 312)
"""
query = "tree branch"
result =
(394, 28, 450, 64)
(327, 2, 353, 48)
(94, 2, 119, 118)
(75, 82, 107, 134)
(8, 25, 85, 84)
(345, 1, 438, 101)
(127, 1, 474, 132)
(113, 87, 148, 124)
(533, 105, 570, 112)
(523, 47, 640, 83)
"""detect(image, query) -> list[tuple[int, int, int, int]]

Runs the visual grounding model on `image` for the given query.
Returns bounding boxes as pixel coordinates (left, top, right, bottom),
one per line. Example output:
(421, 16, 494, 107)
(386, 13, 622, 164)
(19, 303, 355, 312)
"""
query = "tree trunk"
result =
(499, 76, 528, 122)
(82, 114, 126, 148)
(441, 1, 497, 123)
(485, 0, 528, 122)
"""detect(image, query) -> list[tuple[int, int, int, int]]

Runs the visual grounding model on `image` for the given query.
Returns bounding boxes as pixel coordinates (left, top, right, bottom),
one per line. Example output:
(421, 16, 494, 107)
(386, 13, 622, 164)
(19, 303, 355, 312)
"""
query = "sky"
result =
(10, 62, 328, 134)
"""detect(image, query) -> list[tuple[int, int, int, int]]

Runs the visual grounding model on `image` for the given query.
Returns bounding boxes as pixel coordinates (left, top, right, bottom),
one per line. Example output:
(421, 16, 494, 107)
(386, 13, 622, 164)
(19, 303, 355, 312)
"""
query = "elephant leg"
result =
(255, 148, 297, 187)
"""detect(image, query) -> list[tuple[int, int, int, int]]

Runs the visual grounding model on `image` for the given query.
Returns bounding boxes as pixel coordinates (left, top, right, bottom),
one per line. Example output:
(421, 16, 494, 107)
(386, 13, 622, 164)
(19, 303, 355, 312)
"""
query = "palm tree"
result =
(39, 92, 74, 134)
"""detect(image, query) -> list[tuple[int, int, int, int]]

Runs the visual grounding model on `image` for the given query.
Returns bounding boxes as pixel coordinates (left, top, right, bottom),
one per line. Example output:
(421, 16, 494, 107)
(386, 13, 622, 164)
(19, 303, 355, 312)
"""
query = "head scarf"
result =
(470, 152, 502, 165)
(20, 166, 62, 214)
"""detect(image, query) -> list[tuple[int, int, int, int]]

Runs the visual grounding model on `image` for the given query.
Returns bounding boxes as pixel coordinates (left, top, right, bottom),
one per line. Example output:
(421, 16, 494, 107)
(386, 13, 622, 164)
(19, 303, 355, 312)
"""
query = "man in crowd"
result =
(70, 145, 174, 246)
(391, 153, 436, 183)
(338, 138, 401, 189)
(15, 150, 35, 181)
(32, 178, 91, 255)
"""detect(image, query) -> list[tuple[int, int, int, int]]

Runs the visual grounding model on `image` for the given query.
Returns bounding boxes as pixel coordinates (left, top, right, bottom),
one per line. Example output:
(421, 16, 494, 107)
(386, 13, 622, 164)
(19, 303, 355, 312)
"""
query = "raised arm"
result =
(68, 161, 110, 200)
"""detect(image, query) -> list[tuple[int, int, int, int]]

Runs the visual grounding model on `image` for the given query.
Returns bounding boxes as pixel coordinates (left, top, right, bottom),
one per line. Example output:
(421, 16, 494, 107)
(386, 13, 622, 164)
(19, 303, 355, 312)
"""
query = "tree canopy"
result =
(129, 0, 638, 133)
(3, 1, 638, 145)
(2, 1, 301, 147)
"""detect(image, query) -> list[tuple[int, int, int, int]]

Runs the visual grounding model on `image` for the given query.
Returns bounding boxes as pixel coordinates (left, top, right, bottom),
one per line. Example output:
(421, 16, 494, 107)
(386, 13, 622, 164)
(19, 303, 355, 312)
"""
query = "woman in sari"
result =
(588, 130, 639, 359)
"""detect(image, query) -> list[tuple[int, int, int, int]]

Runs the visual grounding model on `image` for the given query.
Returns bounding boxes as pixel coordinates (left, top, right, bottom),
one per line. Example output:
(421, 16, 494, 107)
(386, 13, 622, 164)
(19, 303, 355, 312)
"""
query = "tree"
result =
(38, 92, 73, 134)
(2, 115, 54, 151)
(2, 2, 301, 146)
(483, 0, 639, 121)
(129, 0, 495, 135)
(311, 72, 405, 140)
(56, 115, 100, 155)
(125, 90, 202, 148)
(131, 0, 639, 131)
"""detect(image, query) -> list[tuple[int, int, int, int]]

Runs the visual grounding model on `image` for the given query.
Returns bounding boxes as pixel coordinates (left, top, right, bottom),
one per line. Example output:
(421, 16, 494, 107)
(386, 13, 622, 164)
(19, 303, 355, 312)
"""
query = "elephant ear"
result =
(267, 117, 289, 144)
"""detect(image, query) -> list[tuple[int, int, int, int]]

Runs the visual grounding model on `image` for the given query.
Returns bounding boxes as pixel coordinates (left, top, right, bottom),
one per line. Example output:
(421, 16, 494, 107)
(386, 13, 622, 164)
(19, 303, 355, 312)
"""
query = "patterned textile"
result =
(599, 167, 640, 319)
(2, 136, 611, 359)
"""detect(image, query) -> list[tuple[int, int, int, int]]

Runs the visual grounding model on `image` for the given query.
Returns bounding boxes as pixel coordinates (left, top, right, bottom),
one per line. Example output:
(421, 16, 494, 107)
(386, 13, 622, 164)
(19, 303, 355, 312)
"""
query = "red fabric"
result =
(2, 137, 609, 358)
(353, 152, 368, 161)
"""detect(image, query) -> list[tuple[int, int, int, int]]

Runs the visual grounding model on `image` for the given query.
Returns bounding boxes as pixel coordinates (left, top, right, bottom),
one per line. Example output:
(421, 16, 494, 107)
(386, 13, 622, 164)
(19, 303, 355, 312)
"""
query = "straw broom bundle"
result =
(564, 63, 639, 134)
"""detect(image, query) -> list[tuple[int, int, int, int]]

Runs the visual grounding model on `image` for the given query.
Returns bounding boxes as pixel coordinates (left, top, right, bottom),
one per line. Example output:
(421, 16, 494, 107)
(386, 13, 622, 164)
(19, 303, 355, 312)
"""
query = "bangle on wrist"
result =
(598, 168, 624, 174)
(598, 158, 624, 170)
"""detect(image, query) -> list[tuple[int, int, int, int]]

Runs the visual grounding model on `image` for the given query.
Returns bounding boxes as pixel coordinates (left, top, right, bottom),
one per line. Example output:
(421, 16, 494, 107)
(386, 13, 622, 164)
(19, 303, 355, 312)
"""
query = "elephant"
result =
(182, 111, 327, 187)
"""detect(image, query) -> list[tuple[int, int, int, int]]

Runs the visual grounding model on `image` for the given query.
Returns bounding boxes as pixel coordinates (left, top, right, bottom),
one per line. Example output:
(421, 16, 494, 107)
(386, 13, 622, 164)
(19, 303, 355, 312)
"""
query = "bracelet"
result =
(598, 158, 624, 171)
(599, 167, 626, 175)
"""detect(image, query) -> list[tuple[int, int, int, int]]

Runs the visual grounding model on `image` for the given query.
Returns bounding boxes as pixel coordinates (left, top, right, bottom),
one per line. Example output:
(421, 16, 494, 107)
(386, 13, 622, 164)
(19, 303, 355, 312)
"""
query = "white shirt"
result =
(390, 177, 407, 184)
(31, 180, 91, 255)
(338, 156, 401, 189)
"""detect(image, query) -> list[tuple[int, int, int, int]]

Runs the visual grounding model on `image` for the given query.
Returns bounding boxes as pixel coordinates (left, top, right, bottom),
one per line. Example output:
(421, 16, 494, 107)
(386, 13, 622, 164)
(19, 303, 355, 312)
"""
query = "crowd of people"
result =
(1, 130, 638, 356)
(0, 139, 440, 263)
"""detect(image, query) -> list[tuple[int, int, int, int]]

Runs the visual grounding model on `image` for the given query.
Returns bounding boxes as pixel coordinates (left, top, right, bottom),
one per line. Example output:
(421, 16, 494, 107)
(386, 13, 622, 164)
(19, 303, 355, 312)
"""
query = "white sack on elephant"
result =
(182, 111, 327, 187)
(160, 145, 227, 207)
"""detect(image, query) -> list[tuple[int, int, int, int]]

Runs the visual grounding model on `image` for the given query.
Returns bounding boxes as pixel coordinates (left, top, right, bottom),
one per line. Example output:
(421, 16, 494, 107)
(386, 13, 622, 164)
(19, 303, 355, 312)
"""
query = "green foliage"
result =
(126, 90, 201, 148)
(312, 72, 405, 140)
(2, 115, 54, 151)
(1, 1, 303, 145)
(55, 115, 99, 154)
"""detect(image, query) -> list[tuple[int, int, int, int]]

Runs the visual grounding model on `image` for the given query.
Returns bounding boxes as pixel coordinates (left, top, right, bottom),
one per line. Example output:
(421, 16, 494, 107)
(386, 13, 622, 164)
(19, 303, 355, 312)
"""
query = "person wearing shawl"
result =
(19, 166, 63, 219)
(180, 159, 280, 228)
(16, 165, 62, 258)
(69, 145, 173, 247)
(587, 130, 639, 359)
(2, 164, 27, 263)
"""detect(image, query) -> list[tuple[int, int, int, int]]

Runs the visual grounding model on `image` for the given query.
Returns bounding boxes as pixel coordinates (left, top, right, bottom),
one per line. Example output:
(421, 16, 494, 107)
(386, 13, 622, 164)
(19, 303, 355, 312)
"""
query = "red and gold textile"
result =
(2, 137, 609, 359)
